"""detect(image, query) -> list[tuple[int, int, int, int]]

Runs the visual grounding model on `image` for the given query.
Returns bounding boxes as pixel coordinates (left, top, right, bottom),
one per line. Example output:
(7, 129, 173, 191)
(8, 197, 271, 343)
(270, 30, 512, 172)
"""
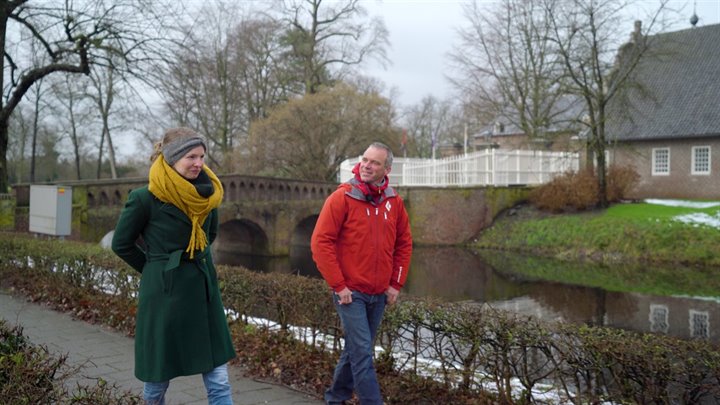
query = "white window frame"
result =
(689, 310, 709, 339)
(691, 146, 711, 175)
(652, 147, 670, 176)
(592, 150, 611, 168)
(649, 304, 669, 334)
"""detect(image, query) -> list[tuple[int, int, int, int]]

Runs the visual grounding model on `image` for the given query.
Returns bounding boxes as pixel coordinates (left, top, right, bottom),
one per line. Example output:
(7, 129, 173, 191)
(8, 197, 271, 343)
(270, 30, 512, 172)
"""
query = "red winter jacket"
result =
(311, 181, 412, 295)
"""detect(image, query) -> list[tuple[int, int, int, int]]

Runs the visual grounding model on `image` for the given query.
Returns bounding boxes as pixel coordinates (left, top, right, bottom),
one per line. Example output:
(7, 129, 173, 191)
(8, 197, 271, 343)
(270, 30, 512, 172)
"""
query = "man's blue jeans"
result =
(325, 290, 386, 405)
(143, 363, 233, 404)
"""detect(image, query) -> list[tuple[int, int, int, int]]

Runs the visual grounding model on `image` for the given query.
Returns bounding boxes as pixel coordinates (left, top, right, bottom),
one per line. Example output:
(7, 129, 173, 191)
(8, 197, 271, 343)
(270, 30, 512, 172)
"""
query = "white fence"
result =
(338, 149, 579, 187)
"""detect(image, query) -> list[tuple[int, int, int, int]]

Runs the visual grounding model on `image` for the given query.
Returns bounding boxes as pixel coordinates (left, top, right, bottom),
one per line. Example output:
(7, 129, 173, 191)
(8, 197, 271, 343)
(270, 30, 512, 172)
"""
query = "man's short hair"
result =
(369, 142, 393, 168)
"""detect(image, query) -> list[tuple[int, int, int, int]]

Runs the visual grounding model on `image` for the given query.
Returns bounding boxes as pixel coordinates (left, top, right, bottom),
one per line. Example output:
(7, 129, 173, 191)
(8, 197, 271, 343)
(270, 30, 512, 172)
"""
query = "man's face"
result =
(359, 146, 390, 184)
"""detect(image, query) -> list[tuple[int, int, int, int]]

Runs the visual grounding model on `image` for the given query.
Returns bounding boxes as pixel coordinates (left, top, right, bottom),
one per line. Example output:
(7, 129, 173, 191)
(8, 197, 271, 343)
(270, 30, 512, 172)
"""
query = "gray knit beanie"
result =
(161, 128, 207, 166)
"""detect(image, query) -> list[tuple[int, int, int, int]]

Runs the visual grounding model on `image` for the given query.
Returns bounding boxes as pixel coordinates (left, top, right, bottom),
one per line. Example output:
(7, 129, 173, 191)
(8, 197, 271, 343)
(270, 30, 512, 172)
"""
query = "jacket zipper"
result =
(373, 206, 380, 291)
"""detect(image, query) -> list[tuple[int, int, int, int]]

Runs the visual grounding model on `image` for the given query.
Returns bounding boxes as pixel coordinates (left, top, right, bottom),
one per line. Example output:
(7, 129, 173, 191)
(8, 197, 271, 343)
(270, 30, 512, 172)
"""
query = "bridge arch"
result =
(291, 215, 318, 250)
(215, 218, 269, 256)
(289, 215, 320, 277)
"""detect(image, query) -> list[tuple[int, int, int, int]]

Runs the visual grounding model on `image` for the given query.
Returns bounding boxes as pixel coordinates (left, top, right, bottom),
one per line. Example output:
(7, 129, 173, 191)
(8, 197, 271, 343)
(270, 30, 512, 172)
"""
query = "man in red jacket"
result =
(311, 142, 412, 405)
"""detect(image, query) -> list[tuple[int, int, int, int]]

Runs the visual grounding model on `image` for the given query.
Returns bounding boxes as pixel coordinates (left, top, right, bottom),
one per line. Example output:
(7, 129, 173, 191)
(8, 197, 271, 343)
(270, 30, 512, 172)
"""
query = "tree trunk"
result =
(104, 123, 118, 179)
(0, 6, 9, 192)
(17, 118, 27, 184)
(97, 63, 117, 179)
(96, 128, 105, 179)
(596, 146, 608, 208)
(596, 106, 608, 208)
(64, 77, 83, 180)
(69, 111, 82, 180)
(30, 84, 42, 183)
(0, 119, 8, 193)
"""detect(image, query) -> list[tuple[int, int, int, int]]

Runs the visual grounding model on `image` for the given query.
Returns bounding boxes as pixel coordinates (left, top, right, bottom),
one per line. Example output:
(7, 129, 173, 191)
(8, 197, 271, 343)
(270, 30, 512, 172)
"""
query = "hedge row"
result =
(1, 233, 719, 404)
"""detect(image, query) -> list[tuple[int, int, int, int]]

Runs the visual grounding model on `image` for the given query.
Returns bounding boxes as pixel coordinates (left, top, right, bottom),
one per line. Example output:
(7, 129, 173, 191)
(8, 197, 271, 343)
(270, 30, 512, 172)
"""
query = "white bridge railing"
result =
(338, 149, 579, 187)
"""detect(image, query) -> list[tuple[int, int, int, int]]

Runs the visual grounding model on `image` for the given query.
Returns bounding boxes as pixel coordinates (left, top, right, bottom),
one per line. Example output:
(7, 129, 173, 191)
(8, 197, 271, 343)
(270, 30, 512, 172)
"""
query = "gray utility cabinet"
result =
(29, 185, 73, 236)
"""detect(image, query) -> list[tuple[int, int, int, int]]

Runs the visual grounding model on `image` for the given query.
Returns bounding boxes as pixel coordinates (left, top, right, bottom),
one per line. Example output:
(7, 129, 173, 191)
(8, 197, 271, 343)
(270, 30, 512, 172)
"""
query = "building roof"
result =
(474, 94, 584, 139)
(608, 23, 720, 141)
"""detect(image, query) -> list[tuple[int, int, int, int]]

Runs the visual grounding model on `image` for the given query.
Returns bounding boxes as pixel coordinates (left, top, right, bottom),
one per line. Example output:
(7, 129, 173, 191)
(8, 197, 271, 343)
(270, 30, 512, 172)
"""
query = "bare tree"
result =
(0, 0, 179, 191)
(159, 3, 257, 167)
(451, 0, 671, 207)
(232, 16, 300, 121)
(278, 0, 389, 94)
(88, 54, 123, 179)
(449, 0, 567, 142)
(6, 104, 30, 183)
(401, 95, 458, 159)
(545, 0, 670, 207)
(160, 6, 306, 170)
(27, 77, 46, 182)
(47, 75, 93, 180)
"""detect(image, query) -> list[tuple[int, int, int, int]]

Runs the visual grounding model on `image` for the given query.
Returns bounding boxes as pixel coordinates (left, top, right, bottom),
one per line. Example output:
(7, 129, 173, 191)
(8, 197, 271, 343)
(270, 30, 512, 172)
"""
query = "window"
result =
(692, 146, 711, 175)
(689, 310, 709, 339)
(649, 304, 669, 333)
(592, 150, 611, 168)
(652, 148, 670, 175)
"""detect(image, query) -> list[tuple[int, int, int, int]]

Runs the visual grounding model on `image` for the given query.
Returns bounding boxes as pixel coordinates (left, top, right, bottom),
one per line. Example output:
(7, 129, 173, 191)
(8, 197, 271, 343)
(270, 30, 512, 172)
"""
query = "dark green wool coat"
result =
(111, 186, 235, 382)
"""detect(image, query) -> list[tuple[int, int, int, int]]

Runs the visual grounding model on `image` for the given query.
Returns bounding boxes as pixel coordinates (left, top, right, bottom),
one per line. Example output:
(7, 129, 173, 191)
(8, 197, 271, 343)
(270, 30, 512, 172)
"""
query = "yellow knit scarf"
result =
(148, 155, 224, 258)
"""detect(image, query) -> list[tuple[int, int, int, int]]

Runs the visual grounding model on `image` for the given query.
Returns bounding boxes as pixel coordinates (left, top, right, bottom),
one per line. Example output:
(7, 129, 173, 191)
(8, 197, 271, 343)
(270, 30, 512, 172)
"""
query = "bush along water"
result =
(1, 233, 719, 404)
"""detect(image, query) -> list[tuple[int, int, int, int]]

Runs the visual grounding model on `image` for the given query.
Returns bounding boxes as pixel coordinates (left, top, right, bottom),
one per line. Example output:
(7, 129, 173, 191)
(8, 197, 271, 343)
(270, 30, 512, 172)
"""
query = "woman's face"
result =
(172, 145, 205, 180)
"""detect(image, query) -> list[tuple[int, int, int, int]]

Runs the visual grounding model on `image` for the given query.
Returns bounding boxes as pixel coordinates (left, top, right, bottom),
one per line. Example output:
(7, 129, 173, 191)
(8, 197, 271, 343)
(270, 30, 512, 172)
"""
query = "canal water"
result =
(213, 245, 720, 344)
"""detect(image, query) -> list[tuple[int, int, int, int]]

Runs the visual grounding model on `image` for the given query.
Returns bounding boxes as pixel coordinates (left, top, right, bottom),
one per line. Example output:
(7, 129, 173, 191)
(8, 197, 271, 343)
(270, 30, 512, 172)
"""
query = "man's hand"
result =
(336, 287, 352, 305)
(385, 286, 399, 305)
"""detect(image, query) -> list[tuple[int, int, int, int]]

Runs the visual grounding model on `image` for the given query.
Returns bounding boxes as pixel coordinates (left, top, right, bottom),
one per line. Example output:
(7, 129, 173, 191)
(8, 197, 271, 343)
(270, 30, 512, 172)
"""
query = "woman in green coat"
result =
(112, 127, 236, 405)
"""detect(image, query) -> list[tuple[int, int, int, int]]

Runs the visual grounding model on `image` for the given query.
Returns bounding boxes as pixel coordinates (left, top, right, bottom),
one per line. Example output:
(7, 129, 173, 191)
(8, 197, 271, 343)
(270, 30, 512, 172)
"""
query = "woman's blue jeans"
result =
(325, 290, 386, 405)
(143, 363, 233, 405)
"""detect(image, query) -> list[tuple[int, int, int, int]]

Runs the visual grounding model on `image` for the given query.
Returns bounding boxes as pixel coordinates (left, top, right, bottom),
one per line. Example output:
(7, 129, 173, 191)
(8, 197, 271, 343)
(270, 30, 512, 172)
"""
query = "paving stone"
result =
(0, 290, 322, 404)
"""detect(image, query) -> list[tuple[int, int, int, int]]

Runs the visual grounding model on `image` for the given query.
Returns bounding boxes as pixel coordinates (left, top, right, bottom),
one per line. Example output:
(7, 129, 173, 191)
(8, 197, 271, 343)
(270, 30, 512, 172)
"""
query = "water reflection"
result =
(213, 245, 720, 343)
(214, 246, 322, 278)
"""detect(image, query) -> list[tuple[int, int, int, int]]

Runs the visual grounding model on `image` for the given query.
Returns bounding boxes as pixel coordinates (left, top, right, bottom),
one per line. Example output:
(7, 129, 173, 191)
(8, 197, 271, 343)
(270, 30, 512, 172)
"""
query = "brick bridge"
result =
(12, 175, 529, 256)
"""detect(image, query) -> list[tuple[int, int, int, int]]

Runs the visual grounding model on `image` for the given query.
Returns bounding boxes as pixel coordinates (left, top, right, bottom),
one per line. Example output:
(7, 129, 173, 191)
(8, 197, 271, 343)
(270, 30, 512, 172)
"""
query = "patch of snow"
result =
(645, 199, 720, 209)
(673, 212, 720, 229)
(643, 199, 720, 228)
(99, 231, 114, 249)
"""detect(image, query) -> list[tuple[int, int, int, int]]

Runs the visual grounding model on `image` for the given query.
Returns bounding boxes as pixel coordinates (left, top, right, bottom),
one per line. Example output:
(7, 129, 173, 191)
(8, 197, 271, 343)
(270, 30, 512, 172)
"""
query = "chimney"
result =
(632, 20, 642, 43)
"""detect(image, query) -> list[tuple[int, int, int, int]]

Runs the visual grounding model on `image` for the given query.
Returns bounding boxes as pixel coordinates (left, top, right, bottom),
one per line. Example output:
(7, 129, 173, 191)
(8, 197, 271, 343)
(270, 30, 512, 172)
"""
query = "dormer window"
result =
(493, 122, 504, 134)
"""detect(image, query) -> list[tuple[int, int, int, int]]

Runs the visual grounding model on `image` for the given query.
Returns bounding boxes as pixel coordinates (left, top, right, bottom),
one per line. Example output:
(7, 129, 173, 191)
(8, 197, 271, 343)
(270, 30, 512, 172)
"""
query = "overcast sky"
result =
(361, 0, 720, 108)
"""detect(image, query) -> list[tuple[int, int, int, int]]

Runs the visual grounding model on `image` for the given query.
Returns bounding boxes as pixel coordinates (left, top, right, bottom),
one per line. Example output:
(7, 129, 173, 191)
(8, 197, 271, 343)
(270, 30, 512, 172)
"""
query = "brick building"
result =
(607, 23, 720, 199)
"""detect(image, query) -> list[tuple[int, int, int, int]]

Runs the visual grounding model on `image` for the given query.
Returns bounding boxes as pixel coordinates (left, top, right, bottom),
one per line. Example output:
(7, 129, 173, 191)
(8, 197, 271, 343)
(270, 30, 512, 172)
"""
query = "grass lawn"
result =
(474, 200, 720, 297)
(605, 199, 720, 221)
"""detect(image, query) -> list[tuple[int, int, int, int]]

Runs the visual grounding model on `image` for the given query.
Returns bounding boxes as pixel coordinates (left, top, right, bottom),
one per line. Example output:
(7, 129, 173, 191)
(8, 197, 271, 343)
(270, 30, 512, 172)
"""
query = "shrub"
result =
(529, 169, 598, 212)
(528, 171, 570, 212)
(530, 164, 640, 212)
(606, 164, 640, 202)
(0, 320, 141, 404)
(566, 169, 599, 210)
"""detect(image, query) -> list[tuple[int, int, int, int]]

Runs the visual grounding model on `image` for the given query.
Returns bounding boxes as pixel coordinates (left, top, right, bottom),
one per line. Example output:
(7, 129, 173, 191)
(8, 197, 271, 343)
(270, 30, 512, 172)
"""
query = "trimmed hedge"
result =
(1, 233, 719, 404)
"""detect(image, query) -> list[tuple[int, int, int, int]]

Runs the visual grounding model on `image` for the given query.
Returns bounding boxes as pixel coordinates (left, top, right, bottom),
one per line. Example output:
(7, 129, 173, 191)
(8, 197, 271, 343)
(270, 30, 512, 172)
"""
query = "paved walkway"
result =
(0, 289, 323, 405)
